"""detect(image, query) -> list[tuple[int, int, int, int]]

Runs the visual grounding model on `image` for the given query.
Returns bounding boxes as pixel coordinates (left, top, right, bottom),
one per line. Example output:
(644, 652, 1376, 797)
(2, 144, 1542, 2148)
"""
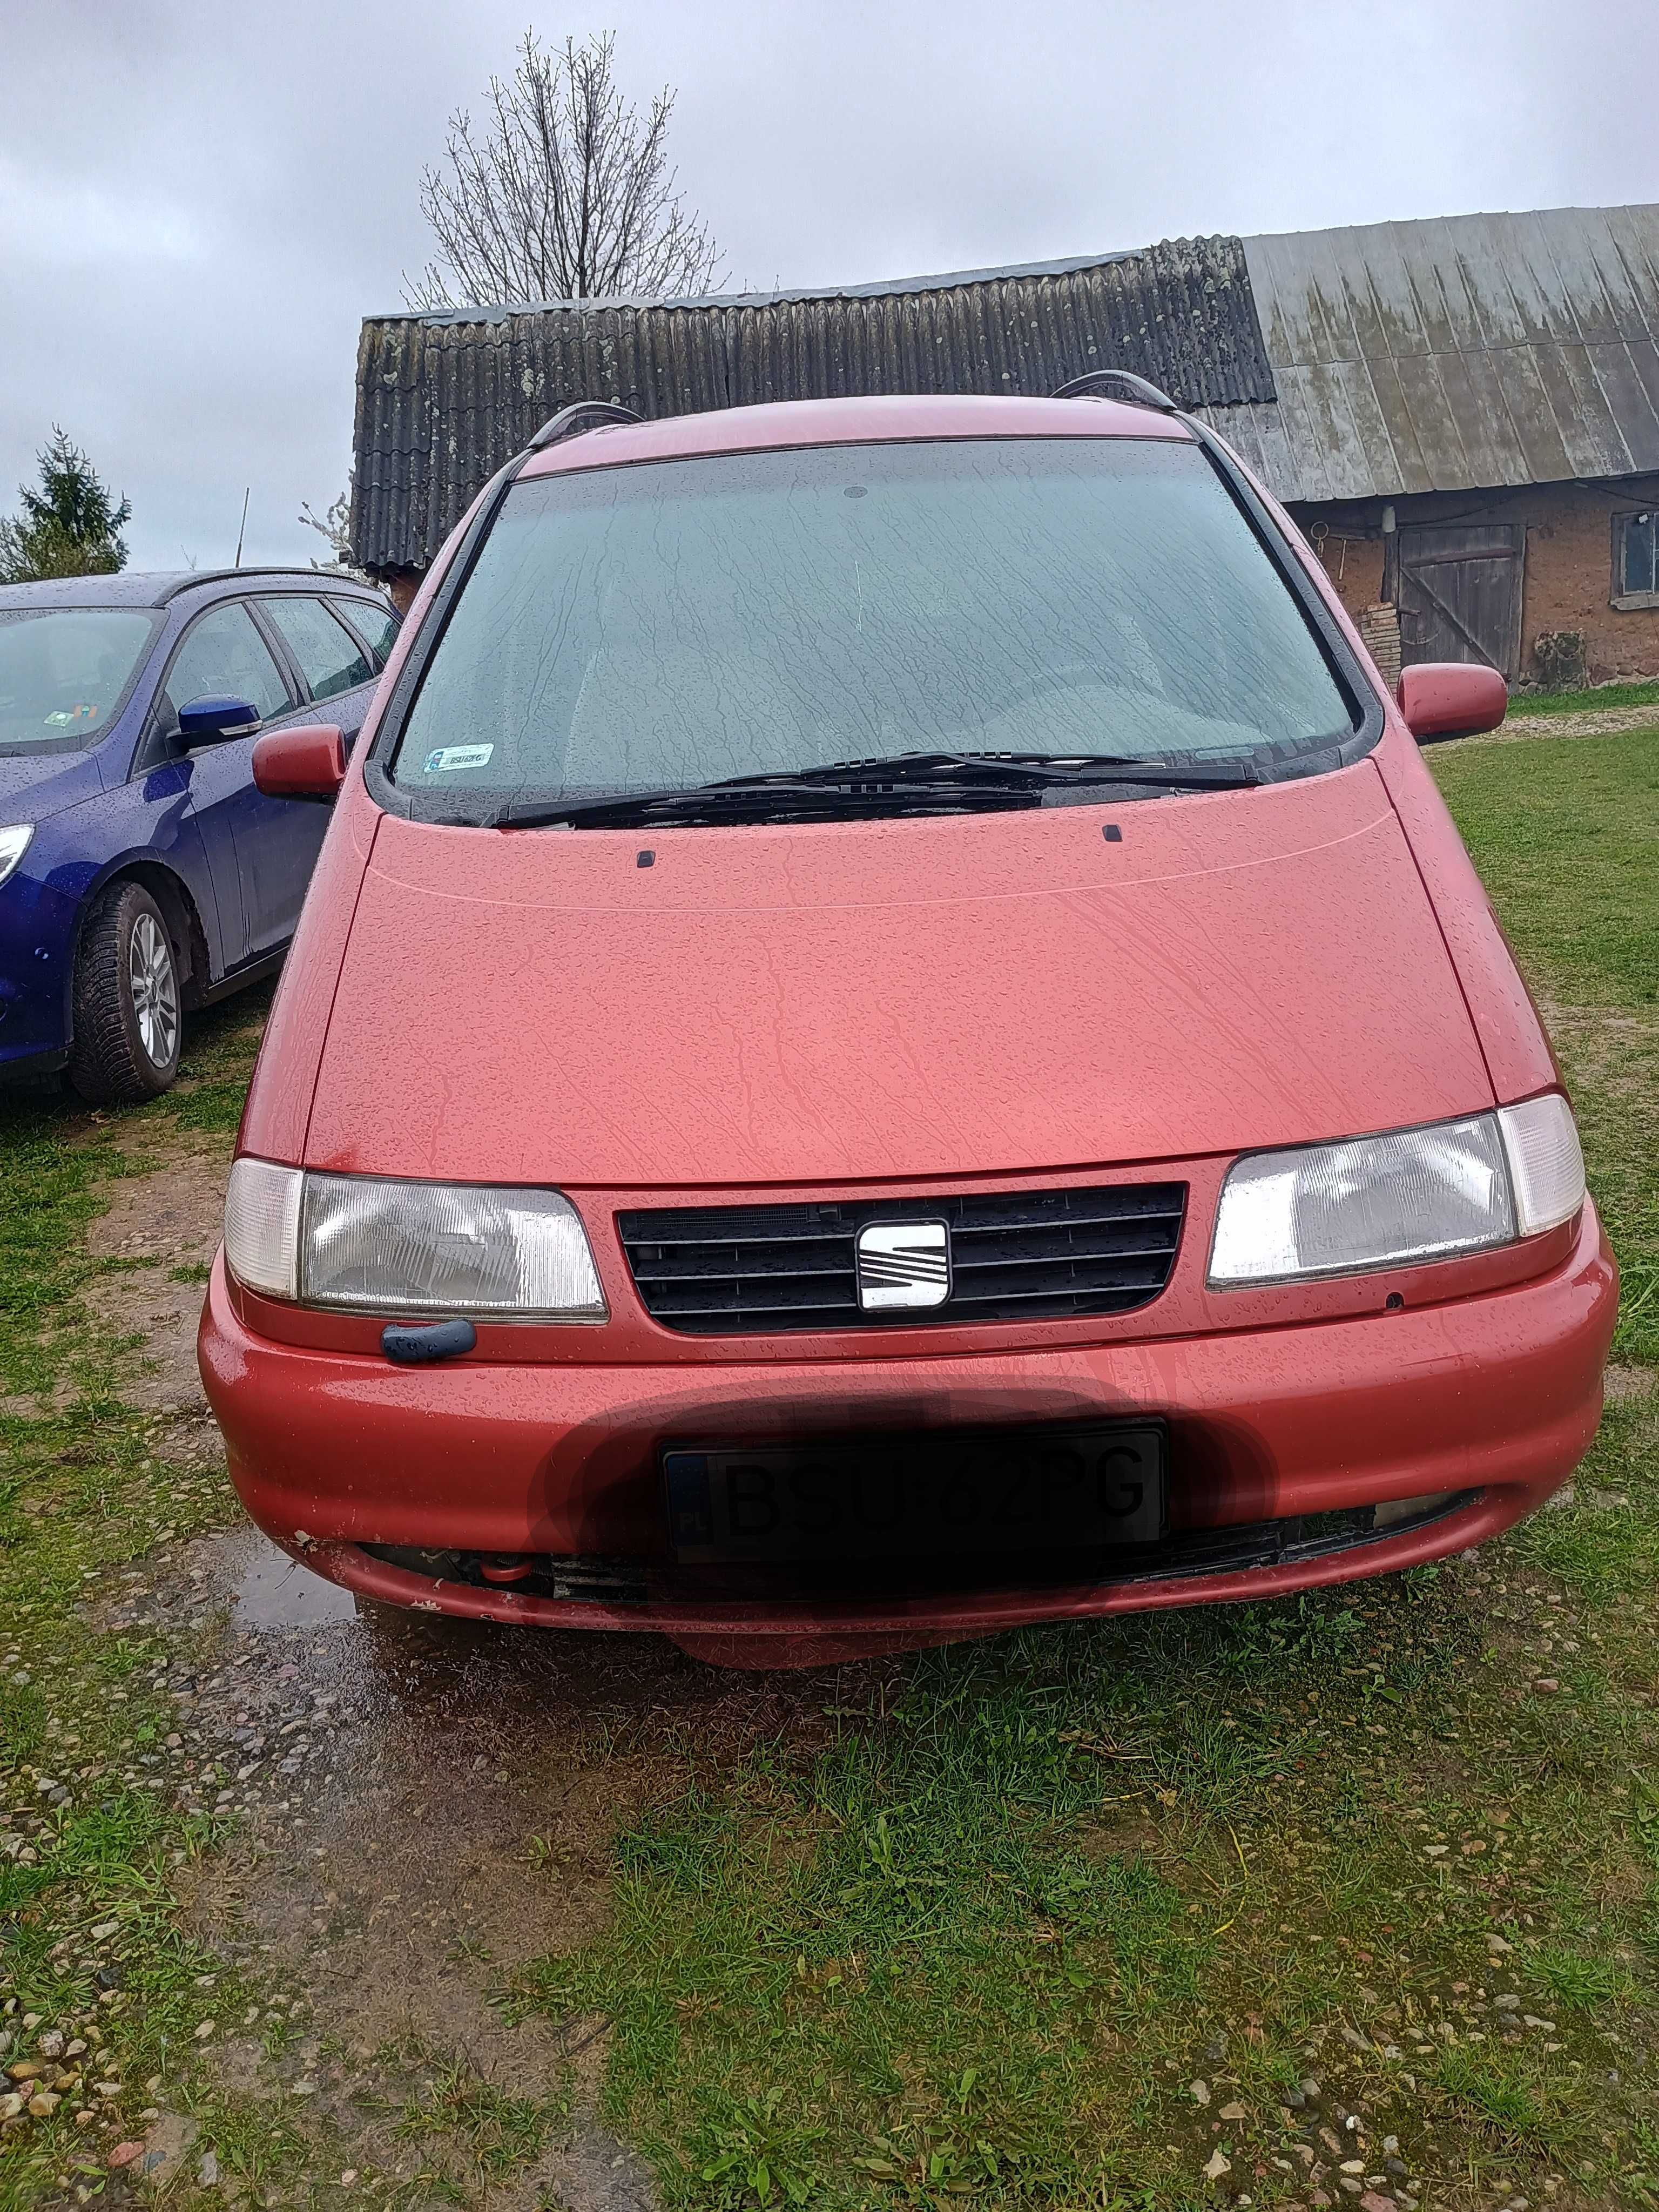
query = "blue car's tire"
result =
(68, 880, 183, 1104)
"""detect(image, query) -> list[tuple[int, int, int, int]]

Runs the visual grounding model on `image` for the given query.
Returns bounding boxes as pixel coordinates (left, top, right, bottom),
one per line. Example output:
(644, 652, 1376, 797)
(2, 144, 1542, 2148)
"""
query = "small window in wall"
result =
(1613, 510, 1659, 608)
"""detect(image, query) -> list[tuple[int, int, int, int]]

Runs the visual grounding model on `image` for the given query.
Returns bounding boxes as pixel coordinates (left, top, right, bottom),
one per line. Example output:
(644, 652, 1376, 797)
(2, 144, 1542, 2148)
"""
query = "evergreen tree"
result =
(0, 428, 131, 582)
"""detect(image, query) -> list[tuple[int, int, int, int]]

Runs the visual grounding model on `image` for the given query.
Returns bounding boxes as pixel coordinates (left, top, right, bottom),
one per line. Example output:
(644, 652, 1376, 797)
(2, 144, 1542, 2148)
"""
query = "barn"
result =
(348, 203, 1659, 688)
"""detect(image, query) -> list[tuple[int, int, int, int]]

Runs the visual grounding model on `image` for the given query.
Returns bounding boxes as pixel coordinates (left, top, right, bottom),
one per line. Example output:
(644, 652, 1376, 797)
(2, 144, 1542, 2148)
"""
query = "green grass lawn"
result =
(1, 732, 1656, 2210)
(1508, 681, 1659, 718)
(0, 1008, 292, 2211)
(1430, 729, 1659, 1364)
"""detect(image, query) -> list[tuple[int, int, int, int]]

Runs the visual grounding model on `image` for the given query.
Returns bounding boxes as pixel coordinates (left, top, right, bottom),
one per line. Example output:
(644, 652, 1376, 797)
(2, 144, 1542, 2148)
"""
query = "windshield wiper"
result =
(791, 749, 1261, 790)
(496, 779, 1042, 830)
(491, 751, 1259, 830)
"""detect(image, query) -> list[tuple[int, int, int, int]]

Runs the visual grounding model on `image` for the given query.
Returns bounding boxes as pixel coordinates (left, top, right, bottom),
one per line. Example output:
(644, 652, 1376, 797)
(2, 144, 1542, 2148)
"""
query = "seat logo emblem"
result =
(855, 1220, 951, 1312)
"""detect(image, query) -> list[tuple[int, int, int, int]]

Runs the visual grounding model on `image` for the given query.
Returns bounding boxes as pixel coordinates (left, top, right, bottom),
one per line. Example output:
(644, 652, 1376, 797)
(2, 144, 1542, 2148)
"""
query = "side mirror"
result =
(178, 694, 261, 746)
(252, 723, 346, 802)
(1397, 662, 1507, 744)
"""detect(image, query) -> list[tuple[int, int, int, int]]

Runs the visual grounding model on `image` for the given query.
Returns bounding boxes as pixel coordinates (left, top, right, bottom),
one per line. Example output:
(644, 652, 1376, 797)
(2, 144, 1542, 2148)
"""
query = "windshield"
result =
(389, 439, 1358, 812)
(0, 607, 158, 755)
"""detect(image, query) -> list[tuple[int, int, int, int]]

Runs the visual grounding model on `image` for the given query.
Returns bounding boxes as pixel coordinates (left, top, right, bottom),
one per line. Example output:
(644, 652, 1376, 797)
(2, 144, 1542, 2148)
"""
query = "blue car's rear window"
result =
(0, 608, 159, 754)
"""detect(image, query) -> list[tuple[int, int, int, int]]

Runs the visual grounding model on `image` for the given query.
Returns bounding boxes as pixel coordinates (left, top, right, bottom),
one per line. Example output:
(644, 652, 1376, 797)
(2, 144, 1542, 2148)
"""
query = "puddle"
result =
(233, 1528, 360, 1630)
(107, 1514, 872, 2205)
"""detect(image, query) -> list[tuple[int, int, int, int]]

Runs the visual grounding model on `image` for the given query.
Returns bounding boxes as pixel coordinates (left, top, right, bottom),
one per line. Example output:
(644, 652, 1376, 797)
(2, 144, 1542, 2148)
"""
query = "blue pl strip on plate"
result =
(664, 1452, 714, 1549)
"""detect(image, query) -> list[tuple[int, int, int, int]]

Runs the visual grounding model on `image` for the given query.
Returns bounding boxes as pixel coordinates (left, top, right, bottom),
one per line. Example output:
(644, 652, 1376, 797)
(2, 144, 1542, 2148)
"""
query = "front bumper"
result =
(199, 1202, 1617, 1666)
(0, 869, 78, 1073)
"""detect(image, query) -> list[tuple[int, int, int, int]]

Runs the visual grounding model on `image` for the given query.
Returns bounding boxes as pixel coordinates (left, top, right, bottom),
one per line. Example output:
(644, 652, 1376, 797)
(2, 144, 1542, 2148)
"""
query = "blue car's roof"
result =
(0, 568, 387, 612)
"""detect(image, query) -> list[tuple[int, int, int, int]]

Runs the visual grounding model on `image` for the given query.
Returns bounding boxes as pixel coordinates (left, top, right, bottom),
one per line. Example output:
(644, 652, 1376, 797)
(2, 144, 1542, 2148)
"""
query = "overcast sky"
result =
(5, 0, 1657, 572)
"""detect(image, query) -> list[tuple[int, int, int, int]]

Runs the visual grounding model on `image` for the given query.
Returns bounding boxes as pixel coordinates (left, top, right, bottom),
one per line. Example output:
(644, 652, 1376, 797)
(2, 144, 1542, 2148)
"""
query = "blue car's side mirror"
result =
(178, 695, 262, 746)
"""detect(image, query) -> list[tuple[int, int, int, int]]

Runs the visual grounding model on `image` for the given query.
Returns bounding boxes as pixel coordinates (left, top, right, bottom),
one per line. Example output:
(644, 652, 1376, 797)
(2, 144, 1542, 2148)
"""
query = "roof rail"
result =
(153, 566, 366, 605)
(527, 400, 644, 451)
(424, 400, 646, 599)
(1051, 369, 1180, 412)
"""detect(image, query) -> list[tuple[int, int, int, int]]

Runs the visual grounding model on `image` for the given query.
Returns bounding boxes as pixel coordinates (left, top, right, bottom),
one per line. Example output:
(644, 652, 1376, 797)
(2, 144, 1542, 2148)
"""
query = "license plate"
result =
(663, 1421, 1165, 1564)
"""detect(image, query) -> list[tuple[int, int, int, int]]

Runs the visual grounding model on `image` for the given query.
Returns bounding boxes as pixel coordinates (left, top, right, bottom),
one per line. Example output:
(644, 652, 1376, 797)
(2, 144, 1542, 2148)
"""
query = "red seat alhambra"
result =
(199, 385, 1616, 1667)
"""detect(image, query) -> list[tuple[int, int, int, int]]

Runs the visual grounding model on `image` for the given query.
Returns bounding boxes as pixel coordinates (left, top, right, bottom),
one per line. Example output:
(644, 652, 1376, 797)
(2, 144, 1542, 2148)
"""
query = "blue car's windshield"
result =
(0, 608, 158, 755)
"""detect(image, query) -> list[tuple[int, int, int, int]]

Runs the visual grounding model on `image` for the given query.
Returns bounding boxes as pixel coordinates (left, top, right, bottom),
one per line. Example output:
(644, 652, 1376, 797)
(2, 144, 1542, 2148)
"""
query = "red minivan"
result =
(199, 385, 1617, 1667)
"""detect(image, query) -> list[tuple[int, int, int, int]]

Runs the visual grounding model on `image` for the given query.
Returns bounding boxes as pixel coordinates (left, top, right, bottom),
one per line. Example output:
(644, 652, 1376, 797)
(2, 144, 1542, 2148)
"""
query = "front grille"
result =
(617, 1183, 1186, 1335)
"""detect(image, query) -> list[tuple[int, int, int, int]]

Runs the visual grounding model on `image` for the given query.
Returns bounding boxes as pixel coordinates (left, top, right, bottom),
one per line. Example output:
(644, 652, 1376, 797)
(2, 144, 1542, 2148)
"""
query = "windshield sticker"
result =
(45, 704, 100, 729)
(424, 744, 494, 773)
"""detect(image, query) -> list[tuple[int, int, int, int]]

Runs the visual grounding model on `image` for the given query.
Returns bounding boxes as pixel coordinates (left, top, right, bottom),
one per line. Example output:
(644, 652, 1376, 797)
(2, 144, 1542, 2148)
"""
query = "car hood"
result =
(0, 747, 105, 817)
(306, 760, 1494, 1188)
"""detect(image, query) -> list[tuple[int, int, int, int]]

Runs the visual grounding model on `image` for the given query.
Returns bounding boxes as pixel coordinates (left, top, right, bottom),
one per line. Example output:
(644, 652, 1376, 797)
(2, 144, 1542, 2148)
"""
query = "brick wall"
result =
(1296, 479, 1659, 684)
(1355, 602, 1401, 687)
(1507, 482, 1659, 678)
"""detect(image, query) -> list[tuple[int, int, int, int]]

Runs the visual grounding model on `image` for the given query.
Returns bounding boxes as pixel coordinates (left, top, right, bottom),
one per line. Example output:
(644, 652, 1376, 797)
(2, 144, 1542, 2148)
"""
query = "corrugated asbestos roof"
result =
(348, 237, 1272, 574)
(1212, 204, 1659, 504)
(348, 206, 1659, 574)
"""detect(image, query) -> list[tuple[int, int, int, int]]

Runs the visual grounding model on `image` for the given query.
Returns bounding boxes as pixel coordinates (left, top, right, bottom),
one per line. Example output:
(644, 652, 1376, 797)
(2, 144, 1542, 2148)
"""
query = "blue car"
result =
(0, 569, 398, 1102)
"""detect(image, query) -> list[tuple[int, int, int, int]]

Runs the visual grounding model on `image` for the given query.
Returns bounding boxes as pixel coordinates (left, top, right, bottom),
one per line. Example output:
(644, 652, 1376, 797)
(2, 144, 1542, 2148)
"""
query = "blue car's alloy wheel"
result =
(129, 911, 179, 1068)
(68, 880, 184, 1104)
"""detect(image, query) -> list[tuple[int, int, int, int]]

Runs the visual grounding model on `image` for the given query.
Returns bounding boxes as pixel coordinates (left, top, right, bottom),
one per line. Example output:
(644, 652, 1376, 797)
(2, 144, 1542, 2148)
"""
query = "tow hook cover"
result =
(380, 1318, 478, 1365)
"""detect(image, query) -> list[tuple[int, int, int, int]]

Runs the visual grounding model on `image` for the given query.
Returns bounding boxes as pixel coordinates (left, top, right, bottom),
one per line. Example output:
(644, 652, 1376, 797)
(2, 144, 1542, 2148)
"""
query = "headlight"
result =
(223, 1161, 607, 1320)
(0, 825, 33, 888)
(1208, 1096, 1584, 1287)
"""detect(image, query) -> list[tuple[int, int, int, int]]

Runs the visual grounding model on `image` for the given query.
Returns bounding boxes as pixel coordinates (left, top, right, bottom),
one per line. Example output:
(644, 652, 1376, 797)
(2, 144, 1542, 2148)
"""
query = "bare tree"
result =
(298, 491, 362, 576)
(404, 30, 724, 309)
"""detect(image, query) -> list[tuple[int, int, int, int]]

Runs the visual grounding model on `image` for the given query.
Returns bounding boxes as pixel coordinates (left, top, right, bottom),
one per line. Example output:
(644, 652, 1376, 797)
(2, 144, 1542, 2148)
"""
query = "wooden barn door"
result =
(1396, 523, 1525, 679)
